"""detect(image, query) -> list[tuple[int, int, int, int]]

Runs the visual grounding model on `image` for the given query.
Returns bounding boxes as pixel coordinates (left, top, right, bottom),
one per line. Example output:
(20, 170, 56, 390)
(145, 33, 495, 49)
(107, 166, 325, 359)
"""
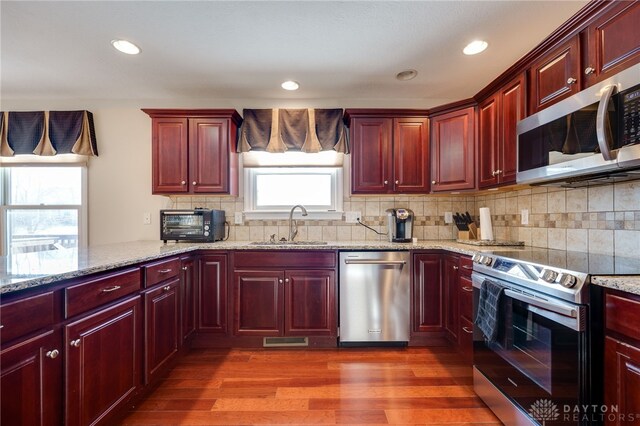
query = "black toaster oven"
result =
(160, 209, 225, 243)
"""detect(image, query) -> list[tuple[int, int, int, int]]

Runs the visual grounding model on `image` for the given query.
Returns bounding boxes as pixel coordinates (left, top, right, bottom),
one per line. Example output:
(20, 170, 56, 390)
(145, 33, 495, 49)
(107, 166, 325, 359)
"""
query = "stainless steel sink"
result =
(249, 241, 328, 246)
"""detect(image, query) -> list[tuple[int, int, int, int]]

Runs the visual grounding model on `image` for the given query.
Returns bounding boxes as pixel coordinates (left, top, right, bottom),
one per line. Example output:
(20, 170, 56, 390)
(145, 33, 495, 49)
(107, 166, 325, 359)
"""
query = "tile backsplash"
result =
(169, 180, 640, 257)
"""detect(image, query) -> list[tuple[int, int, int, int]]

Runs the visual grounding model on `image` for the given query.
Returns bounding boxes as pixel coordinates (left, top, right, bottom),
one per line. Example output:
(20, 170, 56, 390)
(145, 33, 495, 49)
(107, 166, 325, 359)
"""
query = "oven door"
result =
(472, 273, 588, 424)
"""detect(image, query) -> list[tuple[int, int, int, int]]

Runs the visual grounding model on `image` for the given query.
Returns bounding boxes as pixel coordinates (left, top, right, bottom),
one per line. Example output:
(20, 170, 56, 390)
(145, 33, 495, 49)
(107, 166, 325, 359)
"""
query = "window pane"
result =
(256, 173, 332, 207)
(7, 209, 78, 253)
(9, 167, 81, 205)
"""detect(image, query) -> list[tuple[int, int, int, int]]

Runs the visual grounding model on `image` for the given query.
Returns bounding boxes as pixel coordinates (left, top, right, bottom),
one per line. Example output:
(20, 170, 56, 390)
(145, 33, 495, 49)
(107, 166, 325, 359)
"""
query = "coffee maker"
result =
(386, 208, 414, 243)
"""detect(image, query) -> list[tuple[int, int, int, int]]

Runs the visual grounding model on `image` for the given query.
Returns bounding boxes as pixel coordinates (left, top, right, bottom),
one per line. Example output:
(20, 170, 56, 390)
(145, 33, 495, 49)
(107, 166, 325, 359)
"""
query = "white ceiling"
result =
(1, 1, 589, 109)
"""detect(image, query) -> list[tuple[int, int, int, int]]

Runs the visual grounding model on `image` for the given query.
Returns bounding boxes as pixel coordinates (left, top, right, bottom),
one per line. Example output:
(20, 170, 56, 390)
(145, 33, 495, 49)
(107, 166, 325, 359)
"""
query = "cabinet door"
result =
(65, 297, 141, 426)
(151, 118, 189, 194)
(412, 254, 443, 333)
(284, 269, 336, 336)
(189, 118, 230, 193)
(585, 1, 640, 86)
(180, 255, 197, 343)
(478, 95, 499, 189)
(144, 278, 180, 384)
(1, 329, 62, 426)
(393, 118, 430, 193)
(350, 117, 393, 194)
(499, 74, 525, 184)
(198, 254, 227, 334)
(234, 270, 284, 336)
(604, 336, 640, 426)
(443, 255, 460, 342)
(529, 35, 581, 113)
(430, 107, 476, 191)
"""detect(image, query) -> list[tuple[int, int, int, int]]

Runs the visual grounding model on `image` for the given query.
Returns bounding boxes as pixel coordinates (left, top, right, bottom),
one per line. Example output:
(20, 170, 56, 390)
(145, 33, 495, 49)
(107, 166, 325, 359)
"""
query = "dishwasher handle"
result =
(343, 259, 406, 265)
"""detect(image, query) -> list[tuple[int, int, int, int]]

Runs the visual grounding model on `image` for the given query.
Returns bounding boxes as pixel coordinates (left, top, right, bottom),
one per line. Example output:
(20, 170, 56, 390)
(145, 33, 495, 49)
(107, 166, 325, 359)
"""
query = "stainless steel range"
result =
(470, 249, 640, 426)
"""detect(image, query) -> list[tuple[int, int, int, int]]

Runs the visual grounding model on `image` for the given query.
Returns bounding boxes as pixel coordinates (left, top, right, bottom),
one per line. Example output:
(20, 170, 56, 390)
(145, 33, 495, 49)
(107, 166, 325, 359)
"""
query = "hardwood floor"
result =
(120, 346, 500, 425)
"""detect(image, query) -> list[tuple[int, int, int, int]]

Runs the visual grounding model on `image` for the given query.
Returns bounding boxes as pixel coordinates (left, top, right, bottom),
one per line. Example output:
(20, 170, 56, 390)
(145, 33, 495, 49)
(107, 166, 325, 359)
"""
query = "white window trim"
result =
(243, 167, 344, 220)
(0, 165, 88, 256)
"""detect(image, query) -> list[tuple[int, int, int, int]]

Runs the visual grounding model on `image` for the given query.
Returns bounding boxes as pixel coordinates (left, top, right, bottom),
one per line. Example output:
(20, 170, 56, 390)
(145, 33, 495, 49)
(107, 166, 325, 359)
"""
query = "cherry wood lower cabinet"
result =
(604, 289, 640, 425)
(457, 256, 474, 362)
(144, 278, 180, 384)
(180, 255, 197, 343)
(442, 254, 460, 343)
(197, 254, 228, 334)
(1, 329, 62, 426)
(232, 251, 337, 339)
(65, 296, 142, 426)
(412, 253, 443, 338)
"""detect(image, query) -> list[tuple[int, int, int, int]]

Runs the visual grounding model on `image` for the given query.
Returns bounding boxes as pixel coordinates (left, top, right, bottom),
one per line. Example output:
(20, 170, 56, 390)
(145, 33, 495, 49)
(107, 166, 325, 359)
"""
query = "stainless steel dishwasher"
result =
(339, 251, 410, 345)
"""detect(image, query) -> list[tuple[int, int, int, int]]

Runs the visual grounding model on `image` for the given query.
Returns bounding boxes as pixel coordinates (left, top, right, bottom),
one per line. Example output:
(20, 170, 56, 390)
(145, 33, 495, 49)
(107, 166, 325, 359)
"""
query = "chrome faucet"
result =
(288, 205, 308, 241)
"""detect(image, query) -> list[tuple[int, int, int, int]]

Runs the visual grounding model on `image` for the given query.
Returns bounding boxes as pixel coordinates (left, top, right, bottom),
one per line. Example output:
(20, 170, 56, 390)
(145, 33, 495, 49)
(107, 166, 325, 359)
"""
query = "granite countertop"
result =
(0, 239, 509, 294)
(591, 276, 640, 296)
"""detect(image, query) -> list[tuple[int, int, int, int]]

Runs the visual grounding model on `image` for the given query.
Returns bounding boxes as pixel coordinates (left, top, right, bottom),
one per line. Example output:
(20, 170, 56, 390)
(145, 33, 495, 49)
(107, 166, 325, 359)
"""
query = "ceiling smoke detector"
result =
(281, 80, 300, 91)
(111, 39, 141, 55)
(396, 69, 418, 81)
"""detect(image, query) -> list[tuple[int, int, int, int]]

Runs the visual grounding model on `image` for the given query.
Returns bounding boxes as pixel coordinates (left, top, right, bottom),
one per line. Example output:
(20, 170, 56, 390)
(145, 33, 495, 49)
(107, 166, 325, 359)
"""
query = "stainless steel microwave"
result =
(517, 63, 640, 186)
(160, 209, 225, 243)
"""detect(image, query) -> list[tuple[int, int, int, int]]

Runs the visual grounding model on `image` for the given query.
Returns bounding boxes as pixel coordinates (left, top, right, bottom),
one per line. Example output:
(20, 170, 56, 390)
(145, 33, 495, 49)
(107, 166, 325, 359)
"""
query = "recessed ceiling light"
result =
(281, 80, 300, 91)
(396, 69, 418, 81)
(111, 39, 141, 55)
(463, 40, 488, 55)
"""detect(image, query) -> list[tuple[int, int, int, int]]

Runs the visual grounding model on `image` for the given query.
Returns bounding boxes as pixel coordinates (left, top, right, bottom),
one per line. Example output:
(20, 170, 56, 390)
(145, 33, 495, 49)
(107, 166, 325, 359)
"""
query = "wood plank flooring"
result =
(120, 346, 501, 425)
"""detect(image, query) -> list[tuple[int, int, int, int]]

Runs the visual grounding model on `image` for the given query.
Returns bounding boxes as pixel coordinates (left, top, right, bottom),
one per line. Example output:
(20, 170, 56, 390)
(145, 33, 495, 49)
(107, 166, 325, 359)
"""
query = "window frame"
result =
(0, 164, 88, 256)
(243, 166, 343, 220)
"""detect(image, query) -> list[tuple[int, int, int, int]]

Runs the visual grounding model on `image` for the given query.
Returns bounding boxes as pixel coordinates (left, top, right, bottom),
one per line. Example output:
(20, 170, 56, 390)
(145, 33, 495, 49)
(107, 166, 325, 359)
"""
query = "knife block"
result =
(458, 223, 478, 240)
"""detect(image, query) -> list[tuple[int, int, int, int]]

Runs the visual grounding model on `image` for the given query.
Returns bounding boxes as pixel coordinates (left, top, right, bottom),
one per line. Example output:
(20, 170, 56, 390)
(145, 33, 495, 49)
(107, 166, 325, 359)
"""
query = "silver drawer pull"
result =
(181, 266, 188, 271)
(163, 285, 171, 292)
(101, 285, 121, 293)
(462, 326, 473, 334)
(462, 265, 473, 270)
(462, 286, 473, 293)
(46, 349, 60, 359)
(158, 268, 172, 274)
(70, 339, 81, 347)
(344, 260, 406, 265)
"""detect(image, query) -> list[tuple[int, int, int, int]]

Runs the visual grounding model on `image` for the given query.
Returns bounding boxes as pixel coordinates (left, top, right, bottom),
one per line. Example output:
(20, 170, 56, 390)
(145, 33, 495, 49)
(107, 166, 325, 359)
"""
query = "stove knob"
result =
(472, 253, 482, 263)
(541, 269, 558, 283)
(560, 274, 577, 288)
(482, 256, 493, 266)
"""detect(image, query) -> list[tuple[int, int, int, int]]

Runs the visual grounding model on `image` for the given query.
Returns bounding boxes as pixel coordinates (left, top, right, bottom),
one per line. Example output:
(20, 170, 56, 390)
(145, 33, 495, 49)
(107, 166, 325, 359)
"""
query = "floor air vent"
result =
(263, 337, 308, 347)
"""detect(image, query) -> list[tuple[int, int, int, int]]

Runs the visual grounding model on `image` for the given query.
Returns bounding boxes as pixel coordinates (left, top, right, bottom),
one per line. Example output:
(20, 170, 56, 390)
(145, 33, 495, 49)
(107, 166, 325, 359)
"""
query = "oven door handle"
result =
(503, 289, 577, 318)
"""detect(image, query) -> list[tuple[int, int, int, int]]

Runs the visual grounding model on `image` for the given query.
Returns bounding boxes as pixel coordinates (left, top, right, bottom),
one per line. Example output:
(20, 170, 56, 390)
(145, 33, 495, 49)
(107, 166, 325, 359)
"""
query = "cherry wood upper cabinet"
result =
(584, 1, 640, 86)
(529, 35, 581, 114)
(478, 74, 525, 188)
(346, 110, 429, 194)
(430, 106, 476, 192)
(143, 109, 241, 195)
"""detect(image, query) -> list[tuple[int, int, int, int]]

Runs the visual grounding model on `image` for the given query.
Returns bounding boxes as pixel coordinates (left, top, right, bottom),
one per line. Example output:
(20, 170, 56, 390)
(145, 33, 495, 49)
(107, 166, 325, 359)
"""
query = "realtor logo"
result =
(529, 399, 560, 425)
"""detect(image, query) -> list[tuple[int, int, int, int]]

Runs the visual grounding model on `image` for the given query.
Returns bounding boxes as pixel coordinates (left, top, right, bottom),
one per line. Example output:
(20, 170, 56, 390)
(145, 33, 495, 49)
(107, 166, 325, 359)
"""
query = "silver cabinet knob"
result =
(181, 266, 188, 271)
(567, 77, 577, 85)
(383, 180, 388, 185)
(431, 180, 436, 185)
(70, 339, 81, 347)
(163, 285, 171, 291)
(46, 349, 60, 359)
(285, 278, 289, 283)
(453, 265, 459, 270)
(278, 279, 283, 284)
(491, 170, 497, 176)
(395, 180, 399, 184)
(181, 181, 186, 185)
(584, 66, 595, 75)
(496, 169, 502, 175)
(192, 181, 197, 186)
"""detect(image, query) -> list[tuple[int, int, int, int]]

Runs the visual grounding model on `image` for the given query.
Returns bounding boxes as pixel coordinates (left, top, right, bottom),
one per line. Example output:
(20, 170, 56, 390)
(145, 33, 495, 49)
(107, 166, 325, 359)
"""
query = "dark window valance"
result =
(0, 110, 98, 157)
(237, 108, 349, 154)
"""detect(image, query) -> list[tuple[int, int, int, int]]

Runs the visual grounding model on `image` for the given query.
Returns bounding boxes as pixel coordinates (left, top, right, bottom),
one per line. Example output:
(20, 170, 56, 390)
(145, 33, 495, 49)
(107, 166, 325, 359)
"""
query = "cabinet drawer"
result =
(65, 268, 141, 318)
(606, 292, 640, 341)
(459, 275, 473, 321)
(0, 292, 55, 344)
(144, 257, 180, 288)
(459, 316, 474, 362)
(233, 251, 336, 269)
(459, 256, 473, 277)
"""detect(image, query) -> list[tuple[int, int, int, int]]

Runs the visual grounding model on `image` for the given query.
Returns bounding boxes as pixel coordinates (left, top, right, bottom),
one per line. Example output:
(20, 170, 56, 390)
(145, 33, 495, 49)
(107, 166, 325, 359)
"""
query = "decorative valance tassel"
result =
(32, 111, 57, 156)
(0, 112, 13, 156)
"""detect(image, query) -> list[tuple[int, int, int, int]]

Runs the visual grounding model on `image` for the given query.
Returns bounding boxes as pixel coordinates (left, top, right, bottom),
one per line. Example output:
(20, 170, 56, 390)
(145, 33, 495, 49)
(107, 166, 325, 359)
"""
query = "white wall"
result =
(88, 108, 170, 244)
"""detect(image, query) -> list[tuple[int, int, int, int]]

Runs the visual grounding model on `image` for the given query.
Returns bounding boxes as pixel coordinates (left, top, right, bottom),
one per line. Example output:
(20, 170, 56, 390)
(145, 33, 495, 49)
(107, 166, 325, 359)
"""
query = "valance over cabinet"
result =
(142, 109, 241, 195)
(0, 110, 98, 157)
(237, 108, 348, 154)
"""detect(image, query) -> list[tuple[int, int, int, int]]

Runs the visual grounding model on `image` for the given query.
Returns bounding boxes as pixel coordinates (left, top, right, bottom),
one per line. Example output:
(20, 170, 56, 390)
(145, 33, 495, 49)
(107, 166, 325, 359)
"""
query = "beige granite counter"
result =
(1, 239, 516, 294)
(591, 276, 640, 296)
